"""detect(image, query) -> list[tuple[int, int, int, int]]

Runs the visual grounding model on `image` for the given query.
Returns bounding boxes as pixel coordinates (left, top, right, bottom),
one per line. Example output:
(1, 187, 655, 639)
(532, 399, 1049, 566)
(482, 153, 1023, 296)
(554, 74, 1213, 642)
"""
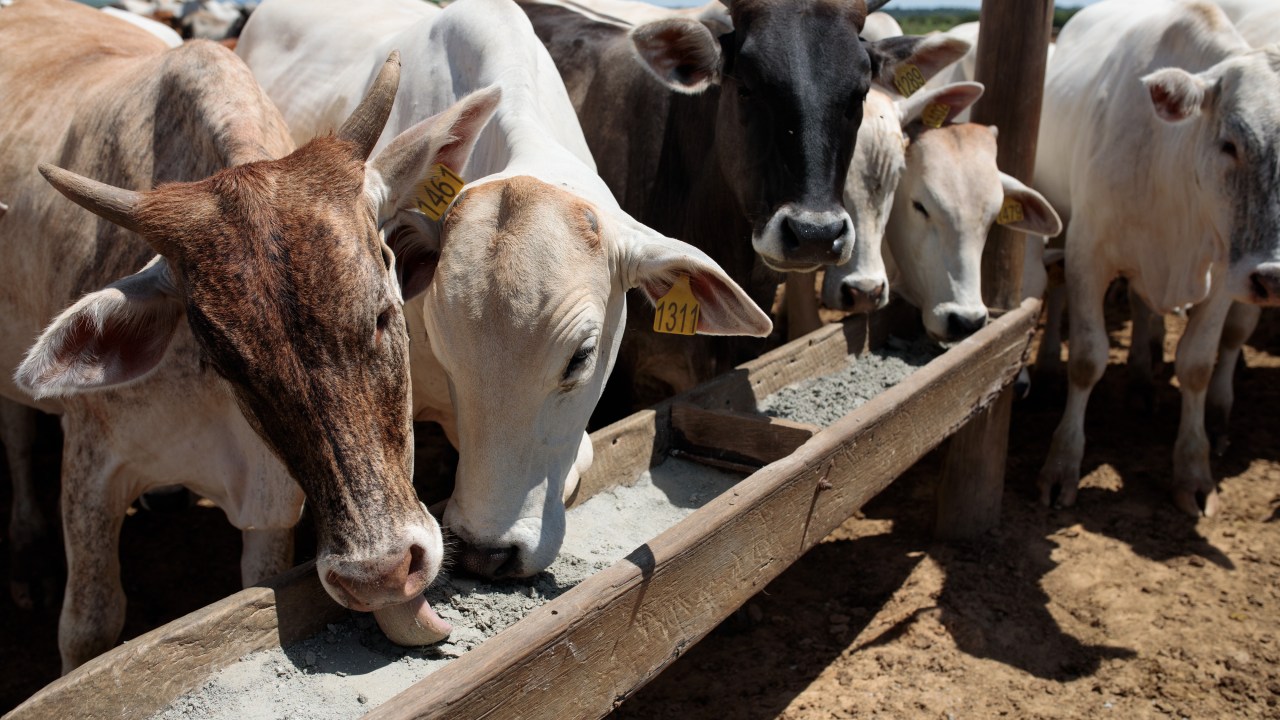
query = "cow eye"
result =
(562, 339, 597, 386)
(912, 200, 930, 219)
(1221, 140, 1238, 159)
(375, 306, 393, 343)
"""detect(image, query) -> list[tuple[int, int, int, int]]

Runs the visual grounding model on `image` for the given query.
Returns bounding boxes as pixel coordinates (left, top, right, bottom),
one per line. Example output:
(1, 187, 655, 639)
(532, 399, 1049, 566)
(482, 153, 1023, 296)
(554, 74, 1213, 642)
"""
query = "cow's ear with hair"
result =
(16, 258, 183, 399)
(368, 85, 501, 300)
(621, 229, 772, 336)
(630, 18, 722, 94)
(1142, 68, 1210, 124)
(898, 81, 984, 126)
(998, 172, 1063, 239)
(866, 34, 971, 93)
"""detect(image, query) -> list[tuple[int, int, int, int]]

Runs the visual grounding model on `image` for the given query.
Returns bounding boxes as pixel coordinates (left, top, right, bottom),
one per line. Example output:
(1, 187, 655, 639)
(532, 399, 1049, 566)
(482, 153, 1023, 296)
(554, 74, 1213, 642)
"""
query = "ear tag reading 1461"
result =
(922, 102, 950, 129)
(653, 275, 700, 336)
(997, 197, 1025, 225)
(893, 63, 926, 97)
(414, 163, 465, 221)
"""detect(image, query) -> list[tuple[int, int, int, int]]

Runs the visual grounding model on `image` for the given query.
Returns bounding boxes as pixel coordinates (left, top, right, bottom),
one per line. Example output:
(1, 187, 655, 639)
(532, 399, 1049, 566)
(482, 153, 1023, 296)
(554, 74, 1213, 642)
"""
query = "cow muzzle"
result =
(831, 276, 889, 314)
(1245, 263, 1280, 307)
(755, 205, 855, 270)
(318, 512, 443, 612)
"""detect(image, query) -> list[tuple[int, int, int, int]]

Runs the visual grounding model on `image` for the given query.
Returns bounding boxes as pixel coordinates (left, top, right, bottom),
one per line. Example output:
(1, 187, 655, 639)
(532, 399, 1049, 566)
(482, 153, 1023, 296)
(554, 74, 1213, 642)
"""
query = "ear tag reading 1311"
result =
(414, 163, 465, 221)
(922, 102, 950, 129)
(997, 197, 1025, 225)
(653, 275, 700, 336)
(893, 63, 926, 97)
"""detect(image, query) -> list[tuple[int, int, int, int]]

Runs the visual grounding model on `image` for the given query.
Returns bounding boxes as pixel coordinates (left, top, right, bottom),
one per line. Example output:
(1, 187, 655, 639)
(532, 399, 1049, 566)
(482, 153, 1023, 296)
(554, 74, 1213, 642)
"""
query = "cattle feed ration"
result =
(152, 459, 740, 720)
(757, 335, 940, 427)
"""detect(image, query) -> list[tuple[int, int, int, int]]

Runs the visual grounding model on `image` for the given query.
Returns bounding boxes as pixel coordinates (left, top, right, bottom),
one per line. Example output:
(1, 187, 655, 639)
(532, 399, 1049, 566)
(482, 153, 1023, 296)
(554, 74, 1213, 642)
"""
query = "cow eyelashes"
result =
(562, 339, 597, 387)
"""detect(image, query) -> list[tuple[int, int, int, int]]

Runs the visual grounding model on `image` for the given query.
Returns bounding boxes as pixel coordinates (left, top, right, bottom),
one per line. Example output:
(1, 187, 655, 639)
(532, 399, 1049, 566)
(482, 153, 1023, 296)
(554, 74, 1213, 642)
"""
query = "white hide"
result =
(237, 0, 770, 578)
(861, 11, 902, 42)
(101, 7, 183, 47)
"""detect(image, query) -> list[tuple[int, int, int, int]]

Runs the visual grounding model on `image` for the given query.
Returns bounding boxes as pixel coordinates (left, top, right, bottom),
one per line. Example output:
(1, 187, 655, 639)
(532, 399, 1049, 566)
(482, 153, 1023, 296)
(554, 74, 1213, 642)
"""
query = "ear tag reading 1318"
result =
(653, 275, 700, 336)
(922, 102, 950, 129)
(414, 163, 465, 221)
(997, 197, 1025, 225)
(893, 64, 926, 97)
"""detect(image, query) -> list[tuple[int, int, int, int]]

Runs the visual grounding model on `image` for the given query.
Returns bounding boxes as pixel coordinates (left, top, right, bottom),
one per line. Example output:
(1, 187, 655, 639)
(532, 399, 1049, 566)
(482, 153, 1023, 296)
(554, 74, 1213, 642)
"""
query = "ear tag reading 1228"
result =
(893, 64, 926, 97)
(922, 102, 950, 129)
(414, 163, 465, 221)
(997, 197, 1025, 225)
(653, 275, 700, 336)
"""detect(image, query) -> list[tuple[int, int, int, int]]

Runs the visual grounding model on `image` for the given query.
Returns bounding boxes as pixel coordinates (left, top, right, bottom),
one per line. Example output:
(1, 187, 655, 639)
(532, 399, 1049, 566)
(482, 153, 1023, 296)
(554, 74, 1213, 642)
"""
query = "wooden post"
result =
(935, 0, 1054, 539)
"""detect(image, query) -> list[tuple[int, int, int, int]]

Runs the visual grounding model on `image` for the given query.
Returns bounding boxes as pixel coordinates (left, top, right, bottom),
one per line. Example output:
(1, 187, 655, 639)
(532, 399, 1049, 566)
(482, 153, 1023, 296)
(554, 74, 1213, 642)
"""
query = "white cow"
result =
(862, 11, 902, 42)
(1035, 0, 1280, 516)
(101, 7, 183, 46)
(237, 0, 770, 579)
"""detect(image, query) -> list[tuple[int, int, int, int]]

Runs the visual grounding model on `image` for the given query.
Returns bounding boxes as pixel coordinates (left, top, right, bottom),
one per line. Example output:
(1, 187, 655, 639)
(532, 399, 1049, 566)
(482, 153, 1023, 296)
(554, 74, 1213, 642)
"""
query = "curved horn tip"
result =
(866, 0, 891, 13)
(37, 163, 145, 235)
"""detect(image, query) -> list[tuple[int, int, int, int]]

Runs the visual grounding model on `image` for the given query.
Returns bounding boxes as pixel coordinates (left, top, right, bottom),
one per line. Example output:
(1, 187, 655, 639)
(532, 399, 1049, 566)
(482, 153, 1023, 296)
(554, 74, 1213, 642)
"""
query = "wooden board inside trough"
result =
(4, 299, 1037, 720)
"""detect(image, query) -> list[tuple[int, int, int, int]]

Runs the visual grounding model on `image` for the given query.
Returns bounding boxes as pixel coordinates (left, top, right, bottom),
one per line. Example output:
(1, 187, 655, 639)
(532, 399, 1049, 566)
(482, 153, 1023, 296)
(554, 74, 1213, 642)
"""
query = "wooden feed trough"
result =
(5, 297, 1040, 720)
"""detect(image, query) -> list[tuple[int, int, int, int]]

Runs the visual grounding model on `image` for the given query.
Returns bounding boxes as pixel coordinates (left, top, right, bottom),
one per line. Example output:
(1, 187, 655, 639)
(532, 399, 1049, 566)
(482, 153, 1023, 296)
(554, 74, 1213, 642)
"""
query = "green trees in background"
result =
(886, 8, 1080, 35)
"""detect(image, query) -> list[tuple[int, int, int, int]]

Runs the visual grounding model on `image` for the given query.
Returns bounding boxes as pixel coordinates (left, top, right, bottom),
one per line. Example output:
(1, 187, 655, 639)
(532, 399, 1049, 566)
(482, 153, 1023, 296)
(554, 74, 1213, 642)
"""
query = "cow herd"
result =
(0, 0, 1277, 683)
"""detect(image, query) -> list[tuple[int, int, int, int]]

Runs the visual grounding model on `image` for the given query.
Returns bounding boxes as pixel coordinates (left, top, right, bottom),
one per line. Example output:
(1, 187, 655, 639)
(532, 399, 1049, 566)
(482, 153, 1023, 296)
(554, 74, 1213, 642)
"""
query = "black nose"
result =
(946, 313, 987, 340)
(841, 280, 888, 313)
(457, 542, 519, 578)
(781, 216, 847, 257)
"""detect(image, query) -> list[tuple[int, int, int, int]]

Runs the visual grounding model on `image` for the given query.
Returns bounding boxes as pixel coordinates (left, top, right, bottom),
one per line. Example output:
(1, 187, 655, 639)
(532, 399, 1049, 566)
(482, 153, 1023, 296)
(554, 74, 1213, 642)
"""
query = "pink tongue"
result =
(372, 594, 452, 646)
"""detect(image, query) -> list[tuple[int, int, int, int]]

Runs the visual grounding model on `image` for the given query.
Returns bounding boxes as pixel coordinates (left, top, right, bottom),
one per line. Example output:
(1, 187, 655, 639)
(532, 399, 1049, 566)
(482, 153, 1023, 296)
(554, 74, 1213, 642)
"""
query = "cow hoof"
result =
(1172, 487, 1219, 518)
(1037, 469, 1079, 509)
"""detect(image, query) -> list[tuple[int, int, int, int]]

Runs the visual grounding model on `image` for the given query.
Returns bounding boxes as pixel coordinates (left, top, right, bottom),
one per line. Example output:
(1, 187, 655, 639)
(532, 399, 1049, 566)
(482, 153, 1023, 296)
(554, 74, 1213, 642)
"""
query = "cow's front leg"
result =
(1, 400, 59, 610)
(1038, 261, 1109, 508)
(1033, 281, 1068, 393)
(58, 434, 131, 673)
(241, 528, 295, 586)
(1207, 301, 1260, 457)
(1126, 287, 1166, 413)
(1171, 291, 1234, 517)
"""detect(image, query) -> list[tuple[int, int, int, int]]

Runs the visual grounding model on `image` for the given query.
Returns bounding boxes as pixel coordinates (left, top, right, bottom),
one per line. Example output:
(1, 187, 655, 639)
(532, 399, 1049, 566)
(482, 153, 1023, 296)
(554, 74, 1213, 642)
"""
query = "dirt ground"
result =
(2, 307, 1278, 718)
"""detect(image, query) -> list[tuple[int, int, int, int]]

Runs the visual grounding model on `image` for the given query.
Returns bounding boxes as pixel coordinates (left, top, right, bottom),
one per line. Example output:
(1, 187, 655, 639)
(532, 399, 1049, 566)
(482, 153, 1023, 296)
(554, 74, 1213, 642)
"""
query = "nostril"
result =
(458, 543, 519, 578)
(780, 217, 801, 251)
(840, 282, 858, 310)
(407, 543, 427, 579)
(872, 282, 887, 304)
(1251, 272, 1270, 301)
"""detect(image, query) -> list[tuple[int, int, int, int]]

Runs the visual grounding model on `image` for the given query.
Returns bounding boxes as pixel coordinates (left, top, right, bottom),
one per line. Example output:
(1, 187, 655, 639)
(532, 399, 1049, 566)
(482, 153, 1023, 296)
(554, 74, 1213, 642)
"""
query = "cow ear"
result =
(16, 258, 183, 399)
(998, 172, 1063, 238)
(621, 229, 772, 336)
(369, 86, 501, 300)
(1142, 68, 1210, 123)
(630, 18, 721, 94)
(867, 34, 971, 93)
(898, 81, 984, 127)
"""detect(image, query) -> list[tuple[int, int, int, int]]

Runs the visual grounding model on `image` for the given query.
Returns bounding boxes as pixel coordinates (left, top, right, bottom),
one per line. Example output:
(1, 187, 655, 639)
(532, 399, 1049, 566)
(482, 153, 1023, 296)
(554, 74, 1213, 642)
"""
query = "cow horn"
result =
(338, 50, 402, 161)
(866, 0, 891, 12)
(39, 164, 146, 236)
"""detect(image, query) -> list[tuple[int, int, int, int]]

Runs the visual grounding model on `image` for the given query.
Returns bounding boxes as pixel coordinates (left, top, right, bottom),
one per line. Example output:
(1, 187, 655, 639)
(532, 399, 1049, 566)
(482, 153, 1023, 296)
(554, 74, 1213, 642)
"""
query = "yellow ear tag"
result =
(413, 163, 465, 221)
(997, 197, 1025, 225)
(652, 275, 700, 336)
(921, 102, 950, 129)
(893, 63, 926, 97)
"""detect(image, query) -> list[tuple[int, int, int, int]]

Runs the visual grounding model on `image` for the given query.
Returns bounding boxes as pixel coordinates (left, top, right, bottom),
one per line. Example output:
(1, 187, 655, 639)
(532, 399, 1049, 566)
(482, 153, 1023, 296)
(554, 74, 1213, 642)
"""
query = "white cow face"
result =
(397, 176, 771, 579)
(823, 83, 984, 313)
(1144, 50, 1280, 306)
(886, 123, 1060, 343)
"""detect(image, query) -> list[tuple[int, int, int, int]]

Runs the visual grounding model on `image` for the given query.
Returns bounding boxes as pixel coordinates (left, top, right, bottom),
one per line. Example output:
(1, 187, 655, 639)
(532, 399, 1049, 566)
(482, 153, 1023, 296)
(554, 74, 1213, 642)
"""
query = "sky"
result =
(646, 0, 1103, 7)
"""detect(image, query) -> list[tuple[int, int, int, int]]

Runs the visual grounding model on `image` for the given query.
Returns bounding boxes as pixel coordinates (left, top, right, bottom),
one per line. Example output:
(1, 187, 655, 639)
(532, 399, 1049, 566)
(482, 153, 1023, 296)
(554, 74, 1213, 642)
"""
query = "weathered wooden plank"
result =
(4, 561, 342, 720)
(670, 402, 818, 468)
(366, 299, 1038, 720)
